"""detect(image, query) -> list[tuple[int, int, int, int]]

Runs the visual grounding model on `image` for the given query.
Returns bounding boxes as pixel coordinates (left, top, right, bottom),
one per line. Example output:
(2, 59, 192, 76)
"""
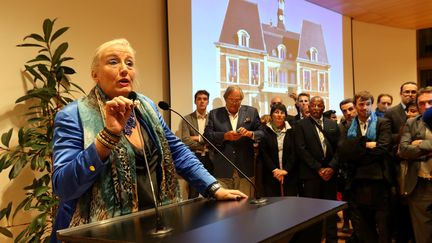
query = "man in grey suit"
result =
(384, 81, 417, 243)
(399, 86, 432, 243)
(204, 85, 264, 197)
(180, 90, 213, 199)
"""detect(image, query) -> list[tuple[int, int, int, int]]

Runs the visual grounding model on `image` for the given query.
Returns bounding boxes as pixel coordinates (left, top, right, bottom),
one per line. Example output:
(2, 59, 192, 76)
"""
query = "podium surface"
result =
(57, 197, 346, 243)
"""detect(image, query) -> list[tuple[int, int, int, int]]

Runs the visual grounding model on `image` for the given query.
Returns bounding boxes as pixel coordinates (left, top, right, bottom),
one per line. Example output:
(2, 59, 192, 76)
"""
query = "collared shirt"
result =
(226, 107, 239, 131)
(196, 110, 207, 142)
(267, 121, 291, 169)
(359, 116, 371, 136)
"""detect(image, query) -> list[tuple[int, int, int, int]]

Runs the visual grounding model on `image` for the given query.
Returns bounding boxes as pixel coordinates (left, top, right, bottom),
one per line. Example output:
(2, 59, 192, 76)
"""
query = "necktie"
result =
(317, 120, 327, 156)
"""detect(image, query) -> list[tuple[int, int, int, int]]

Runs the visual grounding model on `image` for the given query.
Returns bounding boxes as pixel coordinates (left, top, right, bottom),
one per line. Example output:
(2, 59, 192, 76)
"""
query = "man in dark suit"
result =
(399, 86, 432, 243)
(385, 81, 417, 144)
(375, 93, 393, 118)
(339, 91, 394, 243)
(338, 98, 357, 233)
(295, 96, 340, 243)
(204, 85, 264, 197)
(180, 90, 213, 199)
(384, 81, 417, 243)
(294, 92, 310, 120)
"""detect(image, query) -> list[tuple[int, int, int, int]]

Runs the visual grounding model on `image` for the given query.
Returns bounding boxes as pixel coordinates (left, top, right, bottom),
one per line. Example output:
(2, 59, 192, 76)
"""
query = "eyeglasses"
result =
(226, 98, 242, 104)
(402, 90, 417, 95)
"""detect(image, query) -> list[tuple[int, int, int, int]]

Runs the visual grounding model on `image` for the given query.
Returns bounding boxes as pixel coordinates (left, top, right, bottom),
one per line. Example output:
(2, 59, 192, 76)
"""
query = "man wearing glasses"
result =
(385, 82, 418, 144)
(204, 85, 264, 197)
(385, 81, 417, 243)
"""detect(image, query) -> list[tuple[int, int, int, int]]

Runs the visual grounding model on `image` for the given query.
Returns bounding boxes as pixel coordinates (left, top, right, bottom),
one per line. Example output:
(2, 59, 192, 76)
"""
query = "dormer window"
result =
(277, 44, 286, 59)
(309, 47, 318, 62)
(237, 29, 250, 47)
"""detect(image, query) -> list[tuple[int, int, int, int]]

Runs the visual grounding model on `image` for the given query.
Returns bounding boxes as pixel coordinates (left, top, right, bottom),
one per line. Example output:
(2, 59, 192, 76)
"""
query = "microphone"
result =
(129, 92, 173, 236)
(158, 101, 267, 204)
(127, 91, 137, 101)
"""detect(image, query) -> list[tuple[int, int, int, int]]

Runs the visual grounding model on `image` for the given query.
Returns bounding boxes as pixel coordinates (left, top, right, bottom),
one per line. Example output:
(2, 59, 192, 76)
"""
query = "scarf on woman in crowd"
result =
(69, 86, 178, 227)
(347, 111, 378, 141)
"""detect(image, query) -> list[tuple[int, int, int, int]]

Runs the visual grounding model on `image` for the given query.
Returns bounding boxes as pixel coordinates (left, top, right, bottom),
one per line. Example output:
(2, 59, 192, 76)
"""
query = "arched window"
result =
(309, 47, 318, 62)
(277, 44, 286, 59)
(237, 29, 250, 47)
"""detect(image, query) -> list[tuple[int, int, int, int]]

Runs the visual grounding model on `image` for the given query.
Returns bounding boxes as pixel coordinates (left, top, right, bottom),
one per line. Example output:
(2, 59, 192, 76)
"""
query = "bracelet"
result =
(104, 127, 122, 139)
(96, 127, 121, 149)
(96, 133, 115, 149)
(206, 182, 221, 199)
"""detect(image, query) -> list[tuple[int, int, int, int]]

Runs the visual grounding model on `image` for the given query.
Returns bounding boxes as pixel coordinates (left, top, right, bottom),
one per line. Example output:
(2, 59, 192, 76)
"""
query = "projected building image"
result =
(215, 0, 330, 115)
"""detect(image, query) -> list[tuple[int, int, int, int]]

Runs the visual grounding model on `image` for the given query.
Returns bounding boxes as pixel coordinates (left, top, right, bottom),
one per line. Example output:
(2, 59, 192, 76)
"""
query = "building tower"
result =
(277, 0, 286, 30)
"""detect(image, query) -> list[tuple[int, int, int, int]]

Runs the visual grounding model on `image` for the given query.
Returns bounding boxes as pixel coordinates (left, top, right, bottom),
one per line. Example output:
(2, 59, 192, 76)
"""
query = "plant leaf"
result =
(42, 19, 53, 43)
(24, 65, 44, 82)
(9, 156, 27, 179)
(13, 197, 31, 219)
(34, 186, 49, 197)
(52, 42, 68, 64)
(14, 227, 28, 243)
(27, 54, 51, 63)
(1, 128, 13, 147)
(0, 227, 13, 238)
(70, 82, 86, 94)
(0, 157, 6, 172)
(17, 128, 24, 147)
(51, 27, 69, 43)
(62, 66, 76, 75)
(56, 67, 64, 82)
(23, 33, 44, 42)
(0, 202, 12, 220)
(17, 43, 44, 48)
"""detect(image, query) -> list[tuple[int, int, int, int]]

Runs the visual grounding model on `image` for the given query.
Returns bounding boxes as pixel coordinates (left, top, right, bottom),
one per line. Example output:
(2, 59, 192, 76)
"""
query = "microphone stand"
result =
(166, 106, 267, 205)
(133, 108, 173, 236)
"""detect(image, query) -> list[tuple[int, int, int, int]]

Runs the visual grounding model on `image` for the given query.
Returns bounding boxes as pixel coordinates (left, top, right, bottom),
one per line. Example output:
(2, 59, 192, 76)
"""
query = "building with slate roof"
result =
(215, 0, 331, 114)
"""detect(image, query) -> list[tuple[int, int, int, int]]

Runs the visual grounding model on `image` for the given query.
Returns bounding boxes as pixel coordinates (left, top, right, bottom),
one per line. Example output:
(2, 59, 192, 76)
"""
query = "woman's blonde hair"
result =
(90, 38, 136, 72)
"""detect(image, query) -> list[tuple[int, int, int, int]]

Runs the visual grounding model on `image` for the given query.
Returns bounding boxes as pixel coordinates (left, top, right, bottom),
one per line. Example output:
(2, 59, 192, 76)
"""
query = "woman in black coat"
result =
(259, 103, 298, 196)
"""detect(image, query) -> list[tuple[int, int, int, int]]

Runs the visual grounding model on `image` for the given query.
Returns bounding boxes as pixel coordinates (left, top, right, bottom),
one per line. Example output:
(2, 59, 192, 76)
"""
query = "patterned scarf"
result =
(69, 86, 178, 227)
(347, 111, 378, 141)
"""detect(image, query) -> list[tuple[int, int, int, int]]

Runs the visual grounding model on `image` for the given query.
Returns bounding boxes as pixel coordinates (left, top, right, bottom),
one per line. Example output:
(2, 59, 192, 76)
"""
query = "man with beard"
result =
(339, 91, 393, 242)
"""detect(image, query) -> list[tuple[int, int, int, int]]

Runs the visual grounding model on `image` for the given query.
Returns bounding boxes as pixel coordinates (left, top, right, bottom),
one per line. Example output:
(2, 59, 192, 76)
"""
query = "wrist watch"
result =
(207, 182, 221, 198)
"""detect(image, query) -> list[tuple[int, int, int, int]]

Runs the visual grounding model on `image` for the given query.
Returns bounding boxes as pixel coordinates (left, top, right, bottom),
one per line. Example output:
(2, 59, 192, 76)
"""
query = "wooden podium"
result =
(57, 197, 346, 243)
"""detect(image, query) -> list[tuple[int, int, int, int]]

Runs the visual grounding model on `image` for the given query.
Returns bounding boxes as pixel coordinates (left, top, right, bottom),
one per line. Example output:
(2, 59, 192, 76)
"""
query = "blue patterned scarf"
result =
(347, 112, 378, 141)
(69, 86, 178, 227)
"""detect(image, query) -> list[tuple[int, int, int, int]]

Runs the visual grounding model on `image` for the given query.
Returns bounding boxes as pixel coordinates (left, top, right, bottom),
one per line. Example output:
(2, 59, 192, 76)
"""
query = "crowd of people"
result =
(180, 82, 431, 243)
(50, 38, 431, 243)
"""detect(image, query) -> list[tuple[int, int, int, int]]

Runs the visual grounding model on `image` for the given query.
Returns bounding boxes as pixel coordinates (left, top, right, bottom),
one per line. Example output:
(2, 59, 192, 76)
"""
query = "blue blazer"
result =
(204, 105, 264, 178)
(51, 96, 216, 242)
